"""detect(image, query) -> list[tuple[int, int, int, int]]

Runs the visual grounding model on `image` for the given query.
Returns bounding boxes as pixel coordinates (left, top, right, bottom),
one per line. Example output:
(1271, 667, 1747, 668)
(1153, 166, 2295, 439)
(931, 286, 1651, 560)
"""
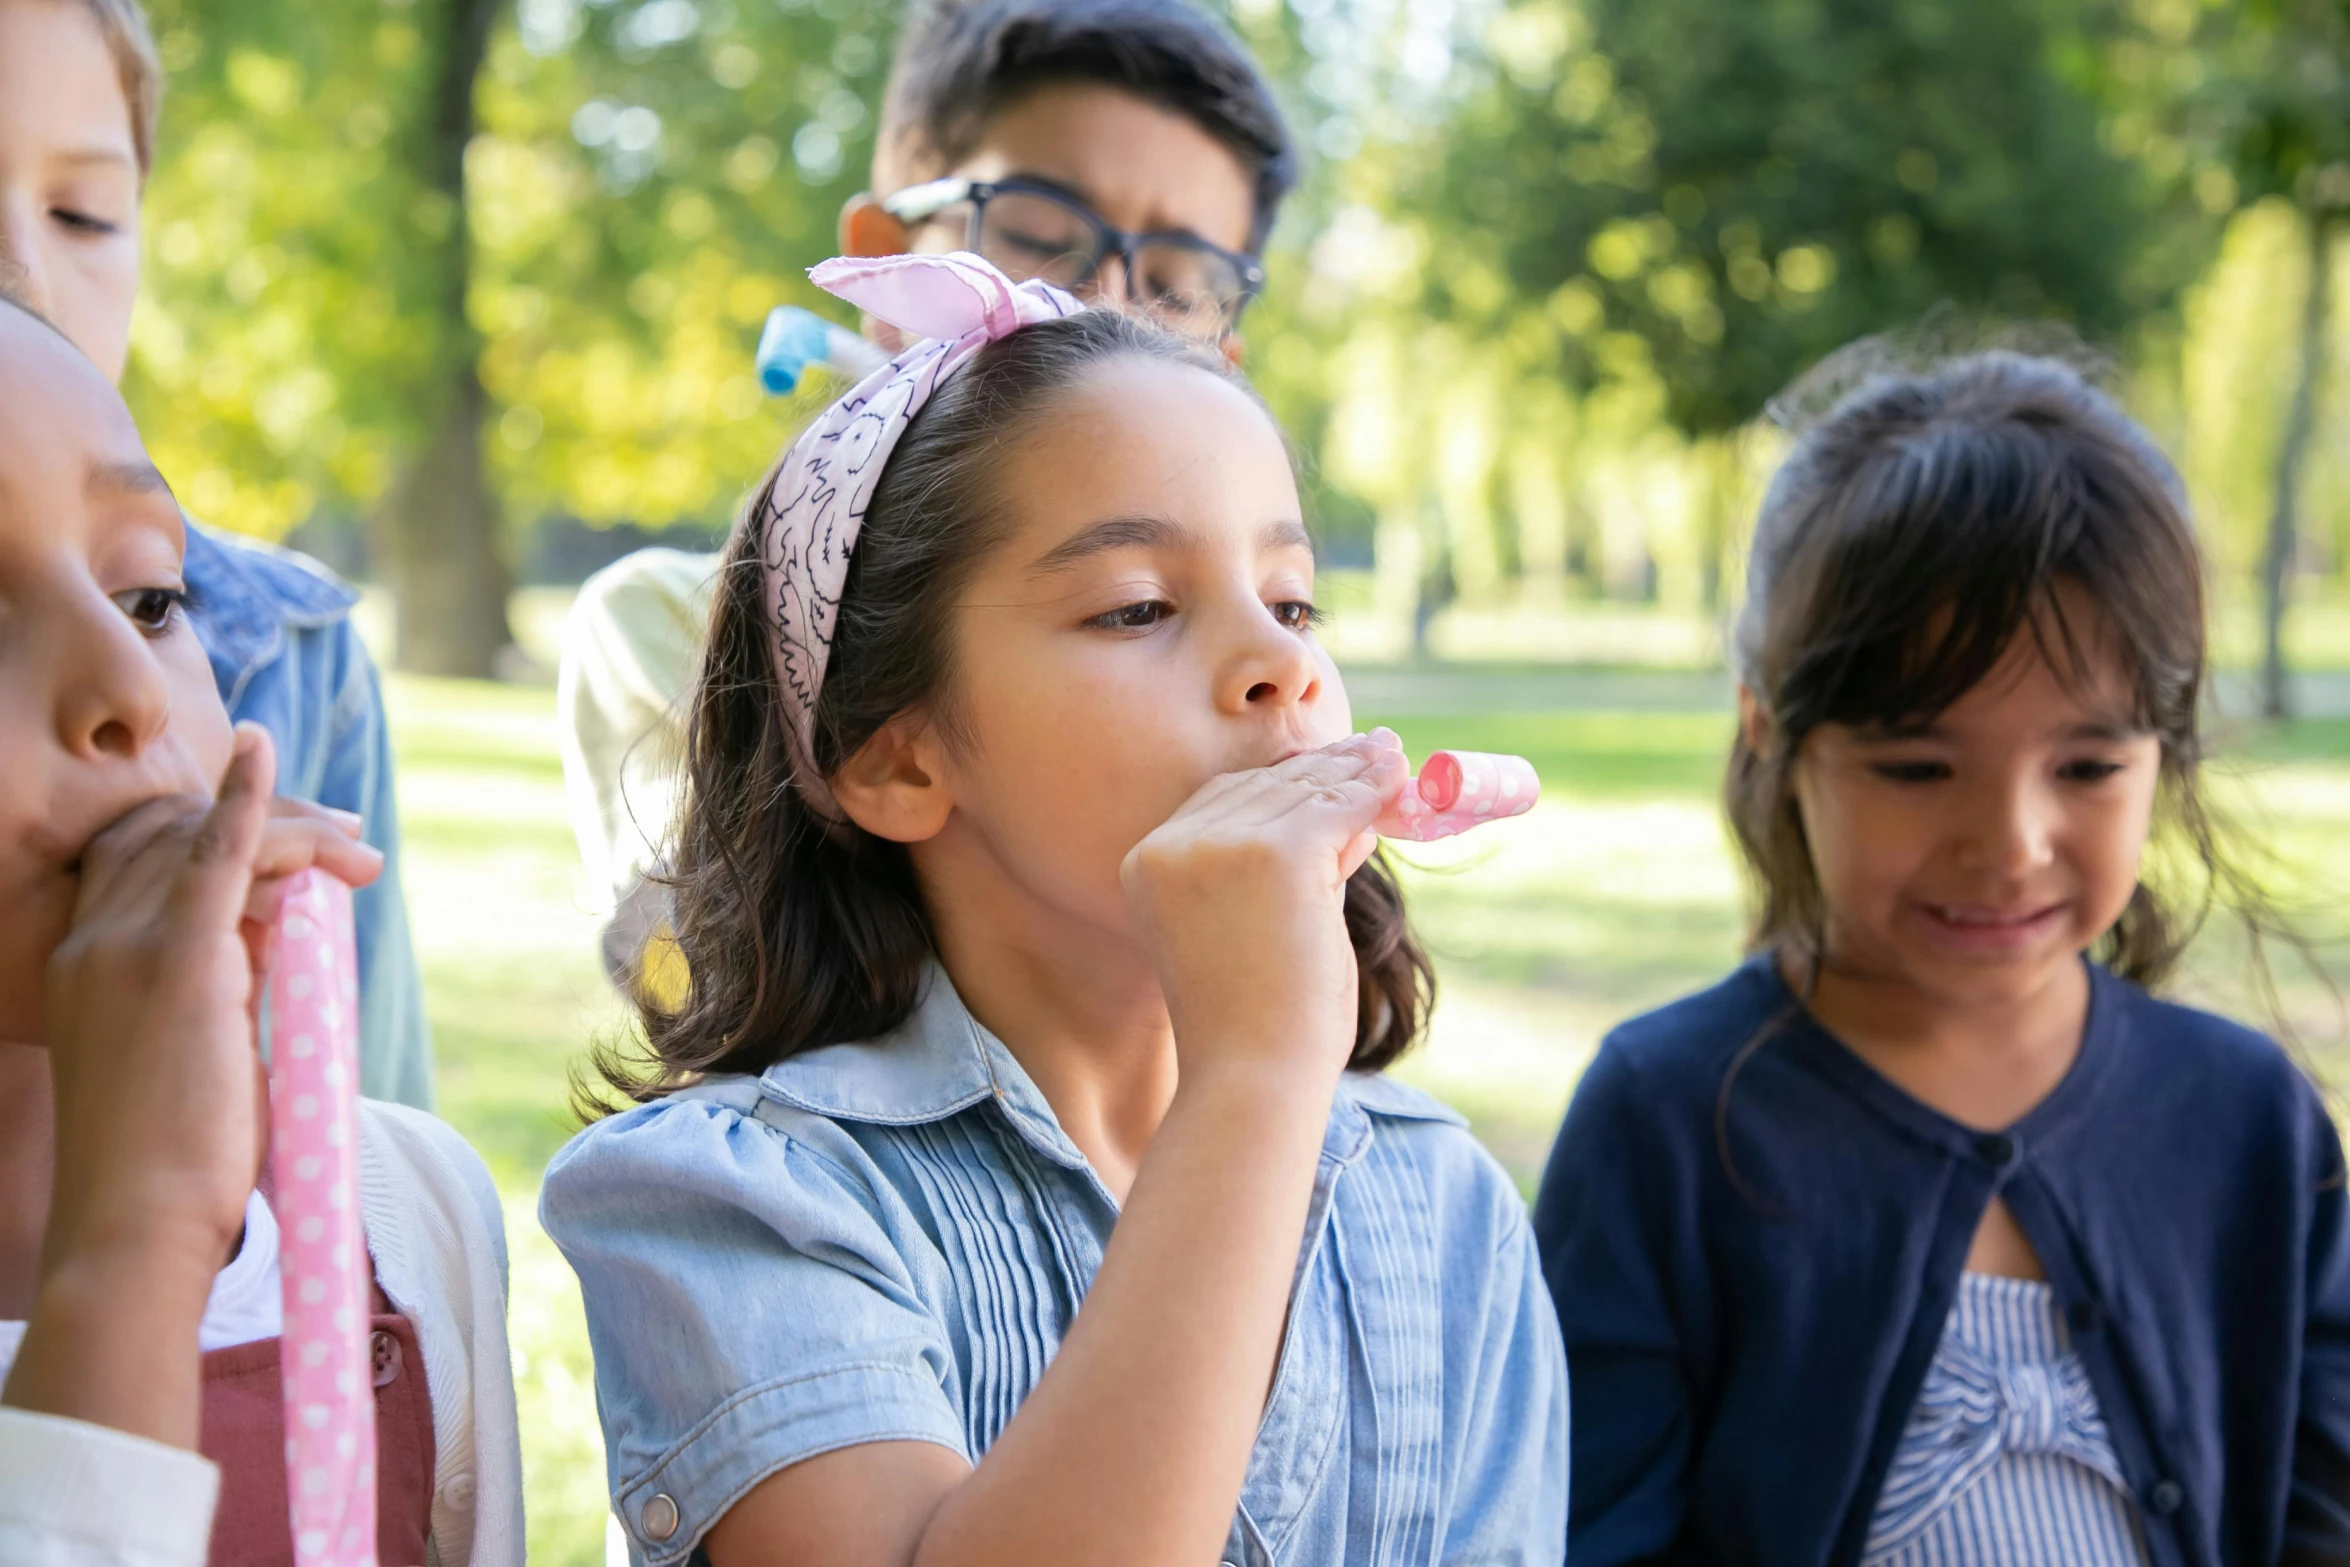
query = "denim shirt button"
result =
(2066, 1299, 2105, 1335)
(2147, 1478, 2184, 1516)
(642, 1492, 681, 1541)
(1974, 1133, 2018, 1169)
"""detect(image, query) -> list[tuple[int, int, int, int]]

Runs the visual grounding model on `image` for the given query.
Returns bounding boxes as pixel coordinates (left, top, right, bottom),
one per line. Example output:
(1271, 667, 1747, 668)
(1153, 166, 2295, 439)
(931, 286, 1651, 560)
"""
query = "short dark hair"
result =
(879, 0, 1298, 248)
(587, 309, 1434, 1109)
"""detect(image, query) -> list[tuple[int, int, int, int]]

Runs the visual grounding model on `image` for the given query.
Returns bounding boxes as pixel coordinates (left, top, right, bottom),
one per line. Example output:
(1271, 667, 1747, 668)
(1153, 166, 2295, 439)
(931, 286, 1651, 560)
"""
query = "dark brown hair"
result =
(590, 308, 1431, 1106)
(1728, 348, 2232, 984)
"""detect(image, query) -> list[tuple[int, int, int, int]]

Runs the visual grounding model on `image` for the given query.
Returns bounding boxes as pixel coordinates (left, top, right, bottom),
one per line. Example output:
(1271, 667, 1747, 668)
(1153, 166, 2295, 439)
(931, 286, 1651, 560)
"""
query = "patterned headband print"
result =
(756, 252, 1082, 810)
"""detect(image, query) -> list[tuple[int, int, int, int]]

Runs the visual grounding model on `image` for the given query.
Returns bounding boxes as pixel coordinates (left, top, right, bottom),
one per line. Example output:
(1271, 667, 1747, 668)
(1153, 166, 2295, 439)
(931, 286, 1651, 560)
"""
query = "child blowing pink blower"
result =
(538, 249, 1568, 1566)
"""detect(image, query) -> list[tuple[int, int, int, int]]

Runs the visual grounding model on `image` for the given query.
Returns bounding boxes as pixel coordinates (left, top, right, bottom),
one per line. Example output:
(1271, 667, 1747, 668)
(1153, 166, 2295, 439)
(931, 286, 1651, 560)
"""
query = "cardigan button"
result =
(2066, 1299, 2106, 1335)
(2147, 1478, 2184, 1516)
(1974, 1132, 2018, 1169)
(642, 1492, 681, 1541)
(369, 1329, 401, 1388)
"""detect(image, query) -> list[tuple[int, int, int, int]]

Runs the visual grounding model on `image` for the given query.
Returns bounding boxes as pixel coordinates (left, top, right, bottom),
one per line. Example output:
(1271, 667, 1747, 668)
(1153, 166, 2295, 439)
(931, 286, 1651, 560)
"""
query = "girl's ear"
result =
(830, 712, 955, 844)
(1737, 684, 1776, 760)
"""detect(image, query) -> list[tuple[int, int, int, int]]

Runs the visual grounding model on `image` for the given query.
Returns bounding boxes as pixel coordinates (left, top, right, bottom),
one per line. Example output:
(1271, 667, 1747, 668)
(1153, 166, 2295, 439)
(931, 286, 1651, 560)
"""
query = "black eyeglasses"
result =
(883, 176, 1265, 340)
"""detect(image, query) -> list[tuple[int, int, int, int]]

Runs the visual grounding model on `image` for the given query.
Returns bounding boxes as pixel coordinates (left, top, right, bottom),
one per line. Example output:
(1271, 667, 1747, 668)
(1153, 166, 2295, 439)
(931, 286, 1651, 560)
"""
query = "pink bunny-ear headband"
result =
(754, 251, 1081, 811)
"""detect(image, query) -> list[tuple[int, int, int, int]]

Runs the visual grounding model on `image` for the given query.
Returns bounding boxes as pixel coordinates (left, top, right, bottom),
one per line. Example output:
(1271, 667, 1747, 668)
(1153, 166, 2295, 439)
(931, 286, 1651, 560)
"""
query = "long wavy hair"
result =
(588, 309, 1434, 1108)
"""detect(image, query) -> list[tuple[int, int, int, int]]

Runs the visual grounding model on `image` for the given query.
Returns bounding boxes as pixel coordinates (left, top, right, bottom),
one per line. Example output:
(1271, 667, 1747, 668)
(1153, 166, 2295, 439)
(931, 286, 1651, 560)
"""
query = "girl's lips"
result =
(1907, 899, 2071, 955)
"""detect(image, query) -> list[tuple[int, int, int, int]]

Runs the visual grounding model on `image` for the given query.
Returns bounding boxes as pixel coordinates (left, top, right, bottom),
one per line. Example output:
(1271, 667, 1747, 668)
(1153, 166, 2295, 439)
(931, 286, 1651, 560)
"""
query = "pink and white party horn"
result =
(1378, 750, 1541, 842)
(265, 869, 377, 1567)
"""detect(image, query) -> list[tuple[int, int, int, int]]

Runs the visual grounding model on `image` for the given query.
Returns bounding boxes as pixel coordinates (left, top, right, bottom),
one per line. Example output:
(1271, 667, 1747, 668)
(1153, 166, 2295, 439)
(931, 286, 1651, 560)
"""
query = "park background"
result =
(124, 0, 2350, 1554)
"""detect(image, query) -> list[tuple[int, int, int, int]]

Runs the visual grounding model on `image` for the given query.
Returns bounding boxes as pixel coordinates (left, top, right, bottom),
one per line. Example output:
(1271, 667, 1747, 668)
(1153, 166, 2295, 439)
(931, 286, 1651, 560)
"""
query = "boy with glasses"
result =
(561, 0, 1297, 990)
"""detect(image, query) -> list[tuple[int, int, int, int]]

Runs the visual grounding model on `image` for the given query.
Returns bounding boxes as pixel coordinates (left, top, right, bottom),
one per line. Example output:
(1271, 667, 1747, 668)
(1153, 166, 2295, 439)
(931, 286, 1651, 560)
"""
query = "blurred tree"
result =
(2187, 0, 2350, 716)
(134, 0, 892, 678)
(380, 0, 511, 676)
(135, 0, 516, 676)
(472, 0, 896, 547)
(1414, 0, 2166, 437)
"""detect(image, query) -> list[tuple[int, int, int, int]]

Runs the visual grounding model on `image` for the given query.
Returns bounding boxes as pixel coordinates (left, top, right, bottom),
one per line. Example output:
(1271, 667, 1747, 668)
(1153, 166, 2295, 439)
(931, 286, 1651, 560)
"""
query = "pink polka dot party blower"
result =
(1376, 750, 1541, 841)
(264, 869, 376, 1567)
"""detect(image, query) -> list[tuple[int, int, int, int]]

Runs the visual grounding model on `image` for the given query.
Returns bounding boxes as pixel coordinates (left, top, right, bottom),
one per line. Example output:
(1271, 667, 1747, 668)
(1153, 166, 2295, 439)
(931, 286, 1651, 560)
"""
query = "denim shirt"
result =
(185, 523, 430, 1107)
(542, 968, 1568, 1566)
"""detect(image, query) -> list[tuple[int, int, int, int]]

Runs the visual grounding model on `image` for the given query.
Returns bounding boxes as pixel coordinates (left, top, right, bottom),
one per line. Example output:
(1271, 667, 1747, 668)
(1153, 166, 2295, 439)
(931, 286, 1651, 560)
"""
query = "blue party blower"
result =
(756, 305, 891, 395)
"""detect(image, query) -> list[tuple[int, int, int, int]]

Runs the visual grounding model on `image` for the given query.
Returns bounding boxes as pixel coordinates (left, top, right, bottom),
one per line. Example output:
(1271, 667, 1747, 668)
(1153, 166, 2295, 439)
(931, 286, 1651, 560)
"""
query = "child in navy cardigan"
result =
(1535, 349, 2350, 1567)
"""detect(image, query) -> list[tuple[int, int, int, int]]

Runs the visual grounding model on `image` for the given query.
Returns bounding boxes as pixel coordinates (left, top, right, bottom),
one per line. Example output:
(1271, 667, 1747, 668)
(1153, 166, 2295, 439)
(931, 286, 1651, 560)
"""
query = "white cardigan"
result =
(0, 1100, 524, 1567)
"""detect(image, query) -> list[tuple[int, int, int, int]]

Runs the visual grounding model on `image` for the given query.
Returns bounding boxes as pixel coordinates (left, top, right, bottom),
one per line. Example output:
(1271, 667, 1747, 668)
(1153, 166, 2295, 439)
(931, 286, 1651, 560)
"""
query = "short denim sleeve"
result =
(541, 1088, 968, 1561)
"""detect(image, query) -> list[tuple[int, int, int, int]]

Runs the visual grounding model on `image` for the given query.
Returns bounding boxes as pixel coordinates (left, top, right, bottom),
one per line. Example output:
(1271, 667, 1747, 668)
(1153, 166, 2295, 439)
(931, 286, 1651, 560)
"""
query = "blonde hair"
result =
(55, 0, 161, 178)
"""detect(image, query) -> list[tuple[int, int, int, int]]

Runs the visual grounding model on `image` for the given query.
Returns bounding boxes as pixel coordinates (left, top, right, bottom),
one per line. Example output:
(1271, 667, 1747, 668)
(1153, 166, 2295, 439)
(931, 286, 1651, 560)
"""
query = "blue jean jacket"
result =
(185, 523, 431, 1108)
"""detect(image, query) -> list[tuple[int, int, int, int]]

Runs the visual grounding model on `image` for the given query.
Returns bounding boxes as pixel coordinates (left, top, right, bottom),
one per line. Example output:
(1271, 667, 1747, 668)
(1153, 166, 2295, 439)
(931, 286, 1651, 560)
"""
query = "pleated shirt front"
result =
(543, 968, 1568, 1567)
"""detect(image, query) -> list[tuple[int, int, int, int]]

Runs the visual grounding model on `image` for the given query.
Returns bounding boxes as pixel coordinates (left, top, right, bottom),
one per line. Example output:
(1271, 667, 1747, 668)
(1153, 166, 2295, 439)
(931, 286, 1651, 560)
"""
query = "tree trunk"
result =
(2262, 211, 2334, 720)
(381, 368, 511, 675)
(374, 0, 510, 677)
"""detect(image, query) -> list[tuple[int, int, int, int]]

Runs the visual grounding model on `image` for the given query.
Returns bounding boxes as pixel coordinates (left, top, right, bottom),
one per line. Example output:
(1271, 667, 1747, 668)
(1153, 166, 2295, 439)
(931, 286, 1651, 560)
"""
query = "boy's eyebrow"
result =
(89, 459, 173, 498)
(1004, 170, 1102, 213)
(1029, 515, 1312, 574)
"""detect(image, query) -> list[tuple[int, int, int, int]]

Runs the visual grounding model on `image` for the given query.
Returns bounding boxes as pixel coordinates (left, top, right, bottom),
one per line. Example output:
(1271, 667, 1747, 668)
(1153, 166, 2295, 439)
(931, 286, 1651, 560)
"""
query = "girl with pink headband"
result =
(543, 250, 1565, 1566)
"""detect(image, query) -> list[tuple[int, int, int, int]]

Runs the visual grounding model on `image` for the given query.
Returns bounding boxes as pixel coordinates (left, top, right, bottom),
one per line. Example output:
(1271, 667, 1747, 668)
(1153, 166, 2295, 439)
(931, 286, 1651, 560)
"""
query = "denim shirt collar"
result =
(184, 520, 360, 708)
(756, 963, 1462, 1177)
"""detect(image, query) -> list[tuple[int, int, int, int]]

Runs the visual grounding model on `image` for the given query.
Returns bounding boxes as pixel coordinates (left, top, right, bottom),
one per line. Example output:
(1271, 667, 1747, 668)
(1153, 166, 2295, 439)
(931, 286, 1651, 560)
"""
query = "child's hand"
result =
(1122, 731, 1408, 1092)
(41, 723, 381, 1283)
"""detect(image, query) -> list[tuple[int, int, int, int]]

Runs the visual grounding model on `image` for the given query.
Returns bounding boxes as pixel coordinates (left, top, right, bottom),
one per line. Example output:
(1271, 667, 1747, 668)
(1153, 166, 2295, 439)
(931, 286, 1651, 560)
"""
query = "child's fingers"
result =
(240, 913, 277, 1032)
(249, 814, 385, 889)
(1338, 826, 1382, 882)
(1230, 735, 1386, 805)
(243, 875, 293, 932)
(263, 796, 367, 839)
(71, 792, 212, 904)
(1256, 738, 1407, 833)
(165, 726, 276, 933)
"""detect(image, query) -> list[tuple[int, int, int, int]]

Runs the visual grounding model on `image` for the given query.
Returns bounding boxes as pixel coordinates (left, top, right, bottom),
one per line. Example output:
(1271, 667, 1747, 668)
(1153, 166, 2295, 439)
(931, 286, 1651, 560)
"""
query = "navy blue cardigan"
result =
(1532, 958, 2350, 1566)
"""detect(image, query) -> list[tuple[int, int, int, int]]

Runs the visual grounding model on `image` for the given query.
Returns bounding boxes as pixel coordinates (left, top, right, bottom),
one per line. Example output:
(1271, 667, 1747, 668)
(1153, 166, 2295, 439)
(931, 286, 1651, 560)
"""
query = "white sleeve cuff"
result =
(0, 1405, 218, 1566)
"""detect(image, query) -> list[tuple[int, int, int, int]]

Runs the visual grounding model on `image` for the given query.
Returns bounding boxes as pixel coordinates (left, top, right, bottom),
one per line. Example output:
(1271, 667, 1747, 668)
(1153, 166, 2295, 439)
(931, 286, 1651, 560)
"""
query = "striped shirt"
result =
(1863, 1272, 2147, 1566)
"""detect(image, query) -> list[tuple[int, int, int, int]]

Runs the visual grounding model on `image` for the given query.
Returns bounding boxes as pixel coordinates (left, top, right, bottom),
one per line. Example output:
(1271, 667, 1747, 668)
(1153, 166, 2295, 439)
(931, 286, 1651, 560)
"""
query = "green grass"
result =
(388, 671, 2350, 1562)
